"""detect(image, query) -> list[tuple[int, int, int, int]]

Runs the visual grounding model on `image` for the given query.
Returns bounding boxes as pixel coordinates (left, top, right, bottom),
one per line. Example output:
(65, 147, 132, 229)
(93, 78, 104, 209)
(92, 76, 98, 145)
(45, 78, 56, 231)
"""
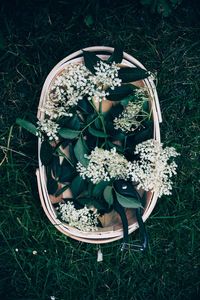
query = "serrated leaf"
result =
(118, 67, 149, 83)
(106, 84, 135, 101)
(55, 184, 69, 197)
(103, 186, 113, 206)
(71, 175, 85, 198)
(68, 143, 78, 164)
(68, 115, 80, 130)
(88, 126, 108, 138)
(127, 122, 153, 145)
(59, 159, 75, 183)
(107, 46, 123, 63)
(120, 94, 137, 106)
(92, 181, 109, 197)
(84, 15, 94, 27)
(51, 155, 61, 179)
(74, 137, 89, 167)
(47, 177, 58, 195)
(82, 50, 101, 74)
(114, 179, 141, 199)
(58, 128, 80, 139)
(77, 97, 94, 114)
(142, 100, 149, 113)
(16, 118, 37, 135)
(115, 191, 142, 208)
(40, 140, 54, 166)
(94, 118, 102, 129)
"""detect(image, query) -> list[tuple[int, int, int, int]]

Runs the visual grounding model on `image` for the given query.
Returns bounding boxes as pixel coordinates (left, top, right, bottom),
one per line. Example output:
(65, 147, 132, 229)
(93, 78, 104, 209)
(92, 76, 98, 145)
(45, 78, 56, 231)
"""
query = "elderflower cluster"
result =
(93, 61, 122, 90)
(36, 119, 60, 140)
(57, 202, 99, 232)
(76, 147, 129, 184)
(42, 64, 91, 120)
(128, 139, 179, 197)
(89, 61, 121, 102)
(114, 89, 149, 132)
(40, 61, 122, 121)
(77, 141, 179, 197)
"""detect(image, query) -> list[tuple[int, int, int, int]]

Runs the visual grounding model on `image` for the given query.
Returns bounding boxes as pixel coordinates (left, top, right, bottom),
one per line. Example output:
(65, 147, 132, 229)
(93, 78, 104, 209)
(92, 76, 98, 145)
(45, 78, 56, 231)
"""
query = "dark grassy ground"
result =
(0, 1, 200, 299)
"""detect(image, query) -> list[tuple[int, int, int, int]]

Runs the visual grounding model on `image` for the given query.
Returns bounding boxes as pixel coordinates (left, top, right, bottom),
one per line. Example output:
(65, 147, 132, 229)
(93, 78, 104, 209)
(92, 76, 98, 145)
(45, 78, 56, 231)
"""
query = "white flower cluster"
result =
(128, 139, 179, 197)
(36, 119, 60, 140)
(114, 89, 149, 132)
(57, 201, 99, 232)
(43, 63, 91, 120)
(76, 147, 129, 184)
(89, 61, 121, 102)
(41, 61, 122, 120)
(93, 61, 121, 88)
(77, 141, 179, 197)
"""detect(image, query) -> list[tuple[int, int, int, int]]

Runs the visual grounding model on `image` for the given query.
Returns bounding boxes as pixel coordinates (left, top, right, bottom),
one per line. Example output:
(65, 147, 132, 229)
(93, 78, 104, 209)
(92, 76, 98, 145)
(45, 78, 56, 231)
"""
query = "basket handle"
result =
(121, 208, 148, 252)
(113, 198, 148, 252)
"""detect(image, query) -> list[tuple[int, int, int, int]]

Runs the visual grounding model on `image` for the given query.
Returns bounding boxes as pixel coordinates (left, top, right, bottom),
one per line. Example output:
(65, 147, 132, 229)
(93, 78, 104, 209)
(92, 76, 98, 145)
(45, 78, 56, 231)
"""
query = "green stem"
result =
(88, 99, 107, 137)
(81, 115, 99, 133)
(56, 148, 75, 168)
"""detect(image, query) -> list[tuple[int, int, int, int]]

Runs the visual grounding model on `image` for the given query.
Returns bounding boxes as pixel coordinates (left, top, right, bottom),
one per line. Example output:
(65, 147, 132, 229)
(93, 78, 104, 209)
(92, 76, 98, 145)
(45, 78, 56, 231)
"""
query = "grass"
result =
(0, 0, 200, 299)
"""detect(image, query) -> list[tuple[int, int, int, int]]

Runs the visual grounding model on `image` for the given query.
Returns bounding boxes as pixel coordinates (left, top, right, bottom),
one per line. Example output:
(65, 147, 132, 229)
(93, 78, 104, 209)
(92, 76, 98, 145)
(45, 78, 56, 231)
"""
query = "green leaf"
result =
(58, 128, 80, 139)
(92, 181, 109, 197)
(142, 100, 149, 113)
(51, 155, 61, 179)
(40, 141, 54, 166)
(82, 50, 101, 74)
(106, 84, 135, 101)
(68, 115, 80, 130)
(120, 94, 137, 106)
(88, 126, 108, 138)
(118, 67, 149, 83)
(74, 137, 89, 167)
(84, 15, 94, 27)
(47, 177, 58, 195)
(68, 143, 78, 164)
(16, 118, 37, 136)
(107, 46, 123, 63)
(114, 179, 141, 199)
(55, 184, 69, 197)
(103, 186, 114, 206)
(115, 191, 142, 208)
(71, 175, 85, 198)
(59, 159, 75, 183)
(127, 122, 153, 145)
(77, 97, 94, 114)
(94, 118, 102, 130)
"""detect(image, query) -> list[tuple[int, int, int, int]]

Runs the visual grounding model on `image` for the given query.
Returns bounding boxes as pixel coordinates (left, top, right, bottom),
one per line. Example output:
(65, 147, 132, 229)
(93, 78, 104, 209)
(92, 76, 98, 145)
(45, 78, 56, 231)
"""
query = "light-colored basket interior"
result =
(36, 46, 162, 244)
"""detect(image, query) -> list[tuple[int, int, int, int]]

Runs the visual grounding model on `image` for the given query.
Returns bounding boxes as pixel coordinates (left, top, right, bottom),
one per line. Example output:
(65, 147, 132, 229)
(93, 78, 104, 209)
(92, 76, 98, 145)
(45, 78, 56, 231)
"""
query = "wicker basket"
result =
(36, 46, 162, 244)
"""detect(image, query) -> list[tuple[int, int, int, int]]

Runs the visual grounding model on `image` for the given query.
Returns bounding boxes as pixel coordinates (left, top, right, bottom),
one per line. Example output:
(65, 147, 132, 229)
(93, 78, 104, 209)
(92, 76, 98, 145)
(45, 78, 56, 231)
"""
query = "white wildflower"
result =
(58, 202, 99, 232)
(93, 61, 122, 89)
(128, 139, 179, 197)
(41, 61, 123, 120)
(76, 147, 129, 184)
(114, 89, 149, 132)
(37, 119, 60, 141)
(32, 250, 37, 255)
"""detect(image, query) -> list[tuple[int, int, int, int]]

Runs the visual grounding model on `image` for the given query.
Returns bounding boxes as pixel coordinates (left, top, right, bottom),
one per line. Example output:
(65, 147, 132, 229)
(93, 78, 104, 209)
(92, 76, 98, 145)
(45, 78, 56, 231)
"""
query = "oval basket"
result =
(36, 46, 162, 244)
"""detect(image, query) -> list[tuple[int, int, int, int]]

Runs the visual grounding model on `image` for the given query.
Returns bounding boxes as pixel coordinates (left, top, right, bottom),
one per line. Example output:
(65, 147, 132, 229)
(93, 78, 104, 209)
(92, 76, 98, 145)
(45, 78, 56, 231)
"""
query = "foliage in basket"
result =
(16, 47, 179, 236)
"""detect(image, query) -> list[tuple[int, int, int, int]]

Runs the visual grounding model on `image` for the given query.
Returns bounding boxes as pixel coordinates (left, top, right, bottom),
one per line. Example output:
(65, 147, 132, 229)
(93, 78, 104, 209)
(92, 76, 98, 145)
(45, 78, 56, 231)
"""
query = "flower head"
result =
(77, 147, 129, 184)
(114, 88, 149, 132)
(128, 139, 179, 197)
(57, 202, 99, 232)
(37, 119, 60, 141)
